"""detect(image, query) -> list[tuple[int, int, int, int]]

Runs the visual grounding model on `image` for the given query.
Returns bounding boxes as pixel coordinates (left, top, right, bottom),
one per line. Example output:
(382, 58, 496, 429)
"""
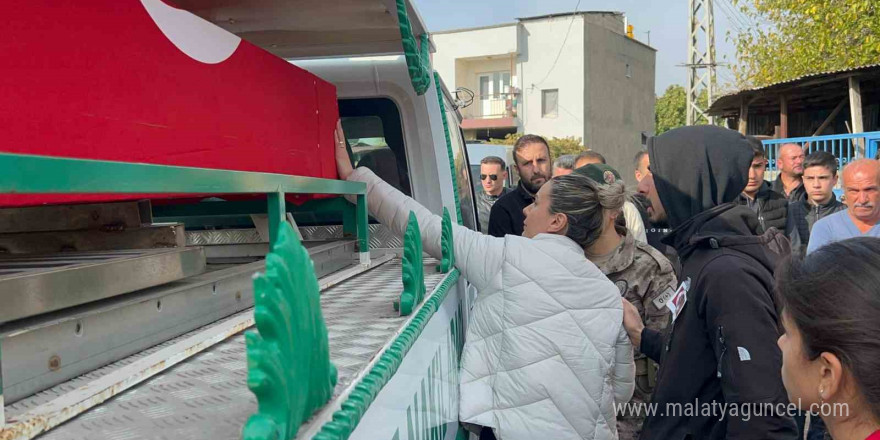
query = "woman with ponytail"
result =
(334, 121, 634, 440)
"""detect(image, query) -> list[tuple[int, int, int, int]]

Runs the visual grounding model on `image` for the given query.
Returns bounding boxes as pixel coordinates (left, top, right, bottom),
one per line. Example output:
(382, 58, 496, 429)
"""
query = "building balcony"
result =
(461, 92, 519, 130)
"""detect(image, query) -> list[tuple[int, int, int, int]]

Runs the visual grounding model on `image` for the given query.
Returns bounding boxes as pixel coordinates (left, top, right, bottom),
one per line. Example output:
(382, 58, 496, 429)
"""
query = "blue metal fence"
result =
(761, 131, 880, 172)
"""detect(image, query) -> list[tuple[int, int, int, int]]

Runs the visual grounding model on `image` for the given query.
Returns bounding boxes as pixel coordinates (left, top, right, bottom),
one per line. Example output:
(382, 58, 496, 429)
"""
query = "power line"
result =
(719, 0, 753, 31)
(530, 0, 582, 89)
(725, 0, 759, 28)
(715, 0, 748, 34)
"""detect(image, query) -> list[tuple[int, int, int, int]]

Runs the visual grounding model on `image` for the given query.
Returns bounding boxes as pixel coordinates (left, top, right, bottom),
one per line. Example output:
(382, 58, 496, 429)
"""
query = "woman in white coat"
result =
(335, 122, 634, 440)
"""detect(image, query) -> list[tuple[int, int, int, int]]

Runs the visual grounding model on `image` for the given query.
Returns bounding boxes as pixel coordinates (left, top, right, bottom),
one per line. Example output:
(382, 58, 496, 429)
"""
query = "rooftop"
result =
(708, 63, 880, 117)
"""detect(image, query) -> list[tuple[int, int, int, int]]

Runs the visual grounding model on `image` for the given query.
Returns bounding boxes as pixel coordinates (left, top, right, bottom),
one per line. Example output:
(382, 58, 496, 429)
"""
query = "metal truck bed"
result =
(4, 256, 447, 440)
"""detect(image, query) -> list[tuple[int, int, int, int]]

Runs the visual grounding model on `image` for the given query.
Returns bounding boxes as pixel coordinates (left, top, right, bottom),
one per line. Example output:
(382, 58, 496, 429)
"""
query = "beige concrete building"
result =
(433, 12, 656, 179)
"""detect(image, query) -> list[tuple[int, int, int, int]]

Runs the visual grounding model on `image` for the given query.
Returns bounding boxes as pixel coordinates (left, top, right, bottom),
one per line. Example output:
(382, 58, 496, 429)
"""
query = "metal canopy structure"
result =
(174, 0, 433, 59)
(706, 64, 880, 138)
(708, 64, 880, 117)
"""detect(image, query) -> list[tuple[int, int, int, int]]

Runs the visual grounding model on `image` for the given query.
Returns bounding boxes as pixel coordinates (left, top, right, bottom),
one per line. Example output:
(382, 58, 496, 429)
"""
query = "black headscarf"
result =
(647, 125, 753, 229)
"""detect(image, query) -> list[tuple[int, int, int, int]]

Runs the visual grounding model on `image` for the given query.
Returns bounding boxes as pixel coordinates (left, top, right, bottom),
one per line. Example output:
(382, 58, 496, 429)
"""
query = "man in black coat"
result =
(626, 126, 798, 440)
(772, 143, 807, 202)
(487, 134, 552, 237)
(737, 137, 788, 233)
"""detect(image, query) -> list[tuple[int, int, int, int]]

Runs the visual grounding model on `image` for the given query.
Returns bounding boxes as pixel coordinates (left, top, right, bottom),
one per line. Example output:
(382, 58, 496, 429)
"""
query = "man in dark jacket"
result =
(737, 138, 788, 233)
(628, 126, 798, 440)
(771, 143, 807, 202)
(786, 151, 846, 255)
(487, 134, 551, 237)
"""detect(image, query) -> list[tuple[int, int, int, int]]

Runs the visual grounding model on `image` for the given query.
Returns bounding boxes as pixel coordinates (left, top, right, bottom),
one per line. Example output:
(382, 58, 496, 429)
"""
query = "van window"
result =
(339, 98, 411, 196)
(442, 94, 478, 231)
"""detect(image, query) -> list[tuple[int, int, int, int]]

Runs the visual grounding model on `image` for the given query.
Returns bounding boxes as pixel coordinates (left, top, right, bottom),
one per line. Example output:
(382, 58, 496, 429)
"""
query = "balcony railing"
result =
(461, 92, 519, 120)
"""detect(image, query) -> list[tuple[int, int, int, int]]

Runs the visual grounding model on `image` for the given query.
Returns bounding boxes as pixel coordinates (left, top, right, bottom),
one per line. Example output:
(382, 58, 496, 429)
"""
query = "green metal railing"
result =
(0, 152, 370, 251)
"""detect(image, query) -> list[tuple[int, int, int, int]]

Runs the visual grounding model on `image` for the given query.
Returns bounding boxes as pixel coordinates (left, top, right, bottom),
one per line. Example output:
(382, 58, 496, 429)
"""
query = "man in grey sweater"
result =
(476, 156, 510, 233)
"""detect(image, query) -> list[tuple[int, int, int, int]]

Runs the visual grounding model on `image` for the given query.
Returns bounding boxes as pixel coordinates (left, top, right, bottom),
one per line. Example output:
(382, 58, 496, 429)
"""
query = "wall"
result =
(582, 13, 656, 183)
(517, 16, 586, 141)
(432, 25, 517, 90)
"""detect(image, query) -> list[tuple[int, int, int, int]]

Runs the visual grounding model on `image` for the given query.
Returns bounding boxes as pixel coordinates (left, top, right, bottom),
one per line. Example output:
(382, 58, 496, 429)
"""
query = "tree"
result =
(732, 0, 880, 87)
(487, 133, 585, 159)
(655, 85, 687, 134)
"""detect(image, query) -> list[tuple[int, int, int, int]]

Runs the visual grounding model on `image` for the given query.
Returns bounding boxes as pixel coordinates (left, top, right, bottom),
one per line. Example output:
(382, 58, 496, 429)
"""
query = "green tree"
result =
(732, 0, 880, 87)
(487, 133, 585, 159)
(655, 85, 687, 134)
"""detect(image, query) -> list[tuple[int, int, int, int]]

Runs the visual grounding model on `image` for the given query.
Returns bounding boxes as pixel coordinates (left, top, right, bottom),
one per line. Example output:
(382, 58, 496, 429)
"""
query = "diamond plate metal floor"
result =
(14, 257, 446, 440)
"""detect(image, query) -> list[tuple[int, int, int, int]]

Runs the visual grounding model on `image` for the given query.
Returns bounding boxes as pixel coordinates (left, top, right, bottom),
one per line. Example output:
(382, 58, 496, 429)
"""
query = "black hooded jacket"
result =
(736, 181, 789, 234)
(640, 126, 798, 440)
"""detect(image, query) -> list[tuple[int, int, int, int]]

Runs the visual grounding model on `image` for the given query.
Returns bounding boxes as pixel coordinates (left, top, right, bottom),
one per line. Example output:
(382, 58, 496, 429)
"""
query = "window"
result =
(339, 98, 411, 196)
(626, 63, 632, 78)
(542, 89, 558, 118)
(443, 94, 478, 231)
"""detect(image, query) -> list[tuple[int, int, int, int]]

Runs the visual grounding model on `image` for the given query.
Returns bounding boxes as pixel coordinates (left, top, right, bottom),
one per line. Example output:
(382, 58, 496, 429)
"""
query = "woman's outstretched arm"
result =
(334, 120, 505, 291)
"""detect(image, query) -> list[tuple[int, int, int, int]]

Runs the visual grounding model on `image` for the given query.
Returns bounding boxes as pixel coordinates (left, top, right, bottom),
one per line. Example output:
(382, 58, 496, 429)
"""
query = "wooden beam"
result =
(779, 95, 789, 138)
(739, 96, 749, 134)
(812, 98, 848, 136)
(850, 76, 865, 157)
(849, 77, 865, 133)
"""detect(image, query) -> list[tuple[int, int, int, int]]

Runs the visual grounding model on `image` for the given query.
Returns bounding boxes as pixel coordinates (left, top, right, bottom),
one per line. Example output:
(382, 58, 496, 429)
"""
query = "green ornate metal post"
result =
(398, 212, 425, 316)
(356, 193, 370, 265)
(266, 192, 286, 248)
(242, 222, 338, 440)
(396, 0, 431, 95)
(437, 208, 454, 273)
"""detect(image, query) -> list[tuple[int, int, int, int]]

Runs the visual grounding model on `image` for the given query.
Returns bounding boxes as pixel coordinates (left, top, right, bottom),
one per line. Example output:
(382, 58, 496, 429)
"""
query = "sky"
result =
(413, 0, 747, 96)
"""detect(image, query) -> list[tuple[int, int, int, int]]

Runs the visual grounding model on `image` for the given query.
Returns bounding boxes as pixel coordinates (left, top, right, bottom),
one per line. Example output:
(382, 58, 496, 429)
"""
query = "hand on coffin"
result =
(335, 119, 354, 180)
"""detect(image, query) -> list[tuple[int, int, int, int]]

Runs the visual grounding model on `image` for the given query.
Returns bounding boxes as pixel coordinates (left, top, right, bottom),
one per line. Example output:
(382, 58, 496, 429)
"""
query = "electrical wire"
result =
(530, 0, 582, 89)
(718, 0, 752, 32)
(716, 0, 748, 35)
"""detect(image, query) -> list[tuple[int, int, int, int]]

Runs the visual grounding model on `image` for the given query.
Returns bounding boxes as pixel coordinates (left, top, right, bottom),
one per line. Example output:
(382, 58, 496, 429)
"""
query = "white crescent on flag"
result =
(140, 0, 241, 64)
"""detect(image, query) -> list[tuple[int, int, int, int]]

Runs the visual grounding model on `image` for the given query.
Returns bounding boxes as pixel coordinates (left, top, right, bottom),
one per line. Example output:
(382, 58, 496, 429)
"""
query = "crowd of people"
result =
(334, 120, 880, 440)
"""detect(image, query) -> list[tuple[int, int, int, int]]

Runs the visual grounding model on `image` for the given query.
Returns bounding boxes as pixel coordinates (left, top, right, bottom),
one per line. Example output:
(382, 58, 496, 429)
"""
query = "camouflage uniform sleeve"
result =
(643, 267, 675, 333)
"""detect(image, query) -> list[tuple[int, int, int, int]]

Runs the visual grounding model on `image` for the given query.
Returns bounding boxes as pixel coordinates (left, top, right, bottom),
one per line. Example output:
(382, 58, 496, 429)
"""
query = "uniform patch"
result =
(653, 285, 676, 310)
(603, 170, 616, 184)
(615, 280, 628, 296)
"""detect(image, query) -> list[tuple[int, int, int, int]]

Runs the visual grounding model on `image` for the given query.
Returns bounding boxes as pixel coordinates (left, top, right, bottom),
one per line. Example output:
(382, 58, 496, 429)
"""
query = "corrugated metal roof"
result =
(708, 63, 880, 115)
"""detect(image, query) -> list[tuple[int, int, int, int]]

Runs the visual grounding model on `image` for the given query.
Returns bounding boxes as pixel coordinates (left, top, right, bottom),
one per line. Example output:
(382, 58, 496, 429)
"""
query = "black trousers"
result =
(479, 427, 498, 440)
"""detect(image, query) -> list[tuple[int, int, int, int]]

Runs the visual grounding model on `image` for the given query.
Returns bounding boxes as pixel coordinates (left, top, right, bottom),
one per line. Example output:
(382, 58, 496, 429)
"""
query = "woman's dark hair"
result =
(775, 237, 880, 419)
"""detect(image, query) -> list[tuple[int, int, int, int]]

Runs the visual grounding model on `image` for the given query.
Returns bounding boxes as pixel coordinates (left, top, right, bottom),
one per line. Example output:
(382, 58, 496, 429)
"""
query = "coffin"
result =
(0, 0, 339, 207)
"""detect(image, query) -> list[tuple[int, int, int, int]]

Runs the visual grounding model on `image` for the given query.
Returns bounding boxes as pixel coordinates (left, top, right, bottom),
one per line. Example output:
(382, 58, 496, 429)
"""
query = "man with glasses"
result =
(476, 156, 510, 233)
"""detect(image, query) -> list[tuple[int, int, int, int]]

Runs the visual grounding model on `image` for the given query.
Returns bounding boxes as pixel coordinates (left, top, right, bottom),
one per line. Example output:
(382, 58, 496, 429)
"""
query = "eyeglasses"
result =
(480, 174, 499, 181)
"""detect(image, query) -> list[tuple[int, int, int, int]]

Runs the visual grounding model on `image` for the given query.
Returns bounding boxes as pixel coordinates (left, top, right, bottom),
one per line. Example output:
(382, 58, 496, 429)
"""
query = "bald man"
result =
(771, 143, 806, 201)
(807, 159, 880, 253)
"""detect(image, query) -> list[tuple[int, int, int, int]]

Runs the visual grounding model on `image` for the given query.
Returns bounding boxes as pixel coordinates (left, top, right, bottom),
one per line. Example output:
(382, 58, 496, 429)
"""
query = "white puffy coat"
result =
(348, 168, 634, 440)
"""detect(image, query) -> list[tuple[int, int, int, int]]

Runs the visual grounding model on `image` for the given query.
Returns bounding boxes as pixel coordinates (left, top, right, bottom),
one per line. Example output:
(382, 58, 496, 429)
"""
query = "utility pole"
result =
(686, 0, 716, 125)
